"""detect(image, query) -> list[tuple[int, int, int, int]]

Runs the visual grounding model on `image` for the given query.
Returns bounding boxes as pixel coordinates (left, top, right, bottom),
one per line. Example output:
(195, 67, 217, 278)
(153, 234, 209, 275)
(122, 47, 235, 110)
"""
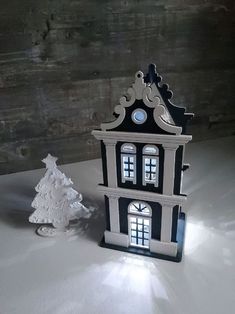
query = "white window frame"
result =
(142, 145, 159, 187)
(128, 201, 152, 249)
(121, 143, 137, 184)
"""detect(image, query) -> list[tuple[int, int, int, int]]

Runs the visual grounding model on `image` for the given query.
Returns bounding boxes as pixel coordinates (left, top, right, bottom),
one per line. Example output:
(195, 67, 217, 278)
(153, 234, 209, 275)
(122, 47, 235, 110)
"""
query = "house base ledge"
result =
(104, 231, 129, 247)
(150, 239, 178, 257)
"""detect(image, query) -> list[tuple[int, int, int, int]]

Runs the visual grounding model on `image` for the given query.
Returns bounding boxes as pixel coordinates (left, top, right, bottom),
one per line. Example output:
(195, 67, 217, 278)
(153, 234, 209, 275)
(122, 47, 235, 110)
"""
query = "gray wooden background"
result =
(0, 0, 235, 174)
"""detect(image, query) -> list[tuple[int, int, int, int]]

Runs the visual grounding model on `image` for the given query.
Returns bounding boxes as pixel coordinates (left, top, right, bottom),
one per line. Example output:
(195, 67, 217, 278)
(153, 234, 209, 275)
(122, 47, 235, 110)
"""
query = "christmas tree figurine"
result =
(29, 153, 92, 237)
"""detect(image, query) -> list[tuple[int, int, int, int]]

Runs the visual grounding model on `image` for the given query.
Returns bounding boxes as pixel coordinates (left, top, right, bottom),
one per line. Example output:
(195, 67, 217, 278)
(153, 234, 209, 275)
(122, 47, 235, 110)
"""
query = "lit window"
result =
(131, 109, 147, 124)
(128, 201, 151, 248)
(142, 145, 159, 187)
(129, 201, 151, 215)
(121, 144, 136, 184)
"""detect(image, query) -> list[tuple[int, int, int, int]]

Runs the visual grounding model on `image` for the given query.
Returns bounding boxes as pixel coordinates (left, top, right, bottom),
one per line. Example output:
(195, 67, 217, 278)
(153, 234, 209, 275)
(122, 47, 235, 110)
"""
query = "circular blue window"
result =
(132, 109, 147, 124)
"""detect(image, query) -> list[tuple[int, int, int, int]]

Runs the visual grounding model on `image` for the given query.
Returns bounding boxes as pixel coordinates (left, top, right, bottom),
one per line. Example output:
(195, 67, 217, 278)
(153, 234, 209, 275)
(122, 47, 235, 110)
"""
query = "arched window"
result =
(142, 145, 159, 187)
(121, 143, 136, 184)
(128, 201, 152, 248)
(128, 201, 151, 216)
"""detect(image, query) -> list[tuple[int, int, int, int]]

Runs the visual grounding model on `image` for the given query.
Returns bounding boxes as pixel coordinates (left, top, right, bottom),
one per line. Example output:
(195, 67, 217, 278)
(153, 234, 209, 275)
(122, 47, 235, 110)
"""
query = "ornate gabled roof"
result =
(100, 64, 193, 135)
(145, 64, 194, 133)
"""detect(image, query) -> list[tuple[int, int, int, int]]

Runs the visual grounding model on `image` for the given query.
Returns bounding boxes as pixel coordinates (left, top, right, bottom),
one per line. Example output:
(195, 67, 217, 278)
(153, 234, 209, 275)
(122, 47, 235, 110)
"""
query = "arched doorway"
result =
(128, 201, 152, 249)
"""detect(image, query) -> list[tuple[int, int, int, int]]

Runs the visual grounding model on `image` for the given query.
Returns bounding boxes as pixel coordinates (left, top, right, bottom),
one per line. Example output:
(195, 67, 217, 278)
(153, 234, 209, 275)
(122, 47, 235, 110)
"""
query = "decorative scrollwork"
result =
(101, 69, 182, 135)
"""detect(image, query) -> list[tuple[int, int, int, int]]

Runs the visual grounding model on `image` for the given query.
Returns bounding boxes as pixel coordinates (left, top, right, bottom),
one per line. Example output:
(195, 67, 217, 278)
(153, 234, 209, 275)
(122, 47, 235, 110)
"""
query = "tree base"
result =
(36, 225, 77, 237)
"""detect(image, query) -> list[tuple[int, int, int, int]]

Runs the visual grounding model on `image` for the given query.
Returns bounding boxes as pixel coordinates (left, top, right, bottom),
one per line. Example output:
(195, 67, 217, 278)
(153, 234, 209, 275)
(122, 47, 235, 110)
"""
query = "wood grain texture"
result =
(0, 0, 235, 174)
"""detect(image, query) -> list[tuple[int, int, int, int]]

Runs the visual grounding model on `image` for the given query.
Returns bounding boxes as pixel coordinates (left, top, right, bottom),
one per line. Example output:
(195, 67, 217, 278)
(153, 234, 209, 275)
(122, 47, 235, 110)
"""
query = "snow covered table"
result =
(0, 136, 235, 314)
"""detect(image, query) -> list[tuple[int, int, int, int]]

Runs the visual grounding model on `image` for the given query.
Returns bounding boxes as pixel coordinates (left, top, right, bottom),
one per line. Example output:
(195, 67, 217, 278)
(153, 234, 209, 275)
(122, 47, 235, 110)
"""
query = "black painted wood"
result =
(104, 195, 110, 231)
(119, 197, 129, 234)
(174, 145, 183, 195)
(100, 141, 108, 186)
(171, 205, 179, 243)
(150, 202, 162, 241)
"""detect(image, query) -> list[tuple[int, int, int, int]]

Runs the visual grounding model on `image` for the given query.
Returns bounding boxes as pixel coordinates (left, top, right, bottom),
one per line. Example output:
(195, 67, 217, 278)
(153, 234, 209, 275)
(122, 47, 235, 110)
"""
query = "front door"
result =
(129, 216, 150, 248)
(128, 201, 152, 249)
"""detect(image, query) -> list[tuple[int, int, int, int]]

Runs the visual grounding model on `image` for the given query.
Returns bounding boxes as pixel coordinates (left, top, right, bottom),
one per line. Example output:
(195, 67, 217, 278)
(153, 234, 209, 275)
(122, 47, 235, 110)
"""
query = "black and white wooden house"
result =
(92, 64, 193, 262)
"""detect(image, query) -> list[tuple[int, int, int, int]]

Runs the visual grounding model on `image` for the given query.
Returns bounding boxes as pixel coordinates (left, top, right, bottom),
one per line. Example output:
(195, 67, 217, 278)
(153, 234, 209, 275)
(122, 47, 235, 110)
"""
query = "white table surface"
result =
(0, 136, 235, 314)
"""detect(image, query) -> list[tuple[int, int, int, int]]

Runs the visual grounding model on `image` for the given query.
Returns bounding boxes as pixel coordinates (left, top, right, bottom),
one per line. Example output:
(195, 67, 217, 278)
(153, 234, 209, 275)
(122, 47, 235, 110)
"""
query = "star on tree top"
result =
(42, 153, 58, 169)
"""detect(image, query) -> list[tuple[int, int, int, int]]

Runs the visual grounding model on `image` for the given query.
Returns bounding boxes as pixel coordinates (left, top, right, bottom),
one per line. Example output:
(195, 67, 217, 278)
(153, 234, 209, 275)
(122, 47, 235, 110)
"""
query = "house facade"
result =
(92, 64, 193, 261)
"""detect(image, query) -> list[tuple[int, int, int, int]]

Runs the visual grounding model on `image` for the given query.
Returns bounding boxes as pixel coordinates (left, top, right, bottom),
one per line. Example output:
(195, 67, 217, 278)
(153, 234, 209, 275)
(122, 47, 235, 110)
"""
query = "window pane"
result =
(144, 226, 149, 233)
(138, 218, 143, 224)
(142, 208, 149, 215)
(131, 237, 137, 244)
(144, 233, 149, 240)
(143, 156, 159, 185)
(122, 144, 135, 153)
(143, 146, 158, 155)
(138, 224, 143, 231)
(129, 202, 151, 216)
(151, 158, 157, 165)
(144, 239, 149, 246)
(132, 110, 147, 124)
(131, 230, 136, 237)
(122, 154, 136, 182)
(145, 173, 150, 180)
(129, 205, 136, 213)
(144, 219, 149, 226)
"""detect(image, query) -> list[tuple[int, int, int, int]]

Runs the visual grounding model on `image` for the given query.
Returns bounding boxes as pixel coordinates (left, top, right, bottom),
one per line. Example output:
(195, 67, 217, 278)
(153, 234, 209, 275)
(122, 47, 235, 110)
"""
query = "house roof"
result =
(100, 64, 193, 135)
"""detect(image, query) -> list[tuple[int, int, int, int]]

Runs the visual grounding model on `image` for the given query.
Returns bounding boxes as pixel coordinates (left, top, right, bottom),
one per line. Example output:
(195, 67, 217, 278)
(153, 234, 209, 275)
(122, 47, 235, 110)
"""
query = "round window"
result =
(132, 109, 147, 124)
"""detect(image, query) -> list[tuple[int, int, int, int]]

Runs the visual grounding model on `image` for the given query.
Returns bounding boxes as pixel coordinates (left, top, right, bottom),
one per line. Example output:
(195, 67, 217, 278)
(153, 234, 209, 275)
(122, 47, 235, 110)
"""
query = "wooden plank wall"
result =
(0, 0, 235, 174)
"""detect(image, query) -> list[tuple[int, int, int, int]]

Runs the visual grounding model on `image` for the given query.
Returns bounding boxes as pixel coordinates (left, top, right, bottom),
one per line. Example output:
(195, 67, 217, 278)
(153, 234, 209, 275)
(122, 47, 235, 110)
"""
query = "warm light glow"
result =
(102, 256, 169, 301)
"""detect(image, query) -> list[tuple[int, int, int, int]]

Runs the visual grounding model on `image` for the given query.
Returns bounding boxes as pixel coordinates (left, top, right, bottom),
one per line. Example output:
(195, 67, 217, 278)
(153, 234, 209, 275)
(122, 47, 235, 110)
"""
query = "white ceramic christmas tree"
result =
(29, 153, 92, 237)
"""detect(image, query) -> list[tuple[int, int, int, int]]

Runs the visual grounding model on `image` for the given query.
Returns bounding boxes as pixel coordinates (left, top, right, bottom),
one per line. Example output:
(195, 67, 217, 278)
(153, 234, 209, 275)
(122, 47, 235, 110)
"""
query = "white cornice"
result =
(97, 185, 187, 206)
(92, 130, 192, 146)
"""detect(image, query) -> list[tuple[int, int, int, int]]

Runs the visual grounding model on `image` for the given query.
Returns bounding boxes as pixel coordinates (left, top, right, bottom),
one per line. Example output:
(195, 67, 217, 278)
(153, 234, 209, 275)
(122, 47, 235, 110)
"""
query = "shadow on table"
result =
(0, 183, 35, 229)
(0, 183, 105, 240)
(69, 196, 105, 242)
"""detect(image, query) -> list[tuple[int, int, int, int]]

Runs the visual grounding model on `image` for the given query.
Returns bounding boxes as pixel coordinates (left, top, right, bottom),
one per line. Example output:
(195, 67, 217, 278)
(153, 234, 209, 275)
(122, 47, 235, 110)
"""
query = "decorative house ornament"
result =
(92, 64, 193, 262)
(29, 153, 92, 237)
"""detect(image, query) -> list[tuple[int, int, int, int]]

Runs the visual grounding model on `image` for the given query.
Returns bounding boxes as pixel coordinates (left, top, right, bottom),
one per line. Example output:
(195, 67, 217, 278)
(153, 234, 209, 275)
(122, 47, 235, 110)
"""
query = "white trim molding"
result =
(108, 196, 120, 233)
(92, 130, 192, 146)
(160, 204, 174, 242)
(103, 140, 117, 188)
(121, 153, 137, 184)
(104, 230, 129, 247)
(97, 186, 187, 206)
(142, 155, 159, 187)
(128, 214, 152, 249)
(149, 239, 178, 257)
(162, 143, 178, 195)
